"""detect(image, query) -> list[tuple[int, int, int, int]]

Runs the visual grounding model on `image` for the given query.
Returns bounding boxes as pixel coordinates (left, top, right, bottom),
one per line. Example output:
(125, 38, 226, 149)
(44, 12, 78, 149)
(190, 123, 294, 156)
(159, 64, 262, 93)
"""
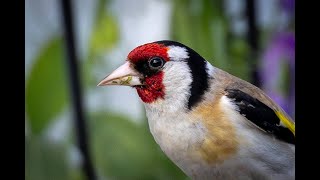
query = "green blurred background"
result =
(25, 0, 295, 179)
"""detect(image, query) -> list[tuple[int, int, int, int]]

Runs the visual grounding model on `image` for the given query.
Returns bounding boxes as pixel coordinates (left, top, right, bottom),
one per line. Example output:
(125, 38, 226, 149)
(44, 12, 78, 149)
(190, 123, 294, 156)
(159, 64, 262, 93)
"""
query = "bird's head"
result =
(98, 40, 212, 111)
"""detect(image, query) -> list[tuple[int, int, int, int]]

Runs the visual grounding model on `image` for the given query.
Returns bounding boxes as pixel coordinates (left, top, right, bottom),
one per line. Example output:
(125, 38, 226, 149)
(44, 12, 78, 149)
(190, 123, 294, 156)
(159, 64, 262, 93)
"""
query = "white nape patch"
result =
(167, 46, 189, 61)
(206, 61, 215, 76)
(145, 61, 192, 113)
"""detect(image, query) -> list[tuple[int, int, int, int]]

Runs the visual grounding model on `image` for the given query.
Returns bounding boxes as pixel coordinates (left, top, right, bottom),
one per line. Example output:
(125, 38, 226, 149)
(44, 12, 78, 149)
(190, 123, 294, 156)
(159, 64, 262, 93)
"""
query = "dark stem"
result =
(59, 0, 96, 179)
(246, 0, 260, 87)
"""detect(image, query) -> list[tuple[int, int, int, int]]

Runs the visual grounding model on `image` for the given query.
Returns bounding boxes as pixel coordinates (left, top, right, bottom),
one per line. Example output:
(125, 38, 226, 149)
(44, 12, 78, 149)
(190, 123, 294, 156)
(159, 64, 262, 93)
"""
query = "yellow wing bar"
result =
(275, 111, 295, 136)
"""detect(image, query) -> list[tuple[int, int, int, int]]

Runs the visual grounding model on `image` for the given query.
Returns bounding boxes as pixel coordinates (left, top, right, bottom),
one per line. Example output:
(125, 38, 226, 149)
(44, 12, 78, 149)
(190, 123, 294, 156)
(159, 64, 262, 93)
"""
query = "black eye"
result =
(148, 57, 164, 70)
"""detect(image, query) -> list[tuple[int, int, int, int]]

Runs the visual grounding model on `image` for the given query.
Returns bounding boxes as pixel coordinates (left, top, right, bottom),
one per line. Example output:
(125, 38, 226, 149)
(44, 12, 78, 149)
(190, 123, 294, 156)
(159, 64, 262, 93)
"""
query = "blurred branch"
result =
(246, 0, 260, 87)
(59, 0, 96, 180)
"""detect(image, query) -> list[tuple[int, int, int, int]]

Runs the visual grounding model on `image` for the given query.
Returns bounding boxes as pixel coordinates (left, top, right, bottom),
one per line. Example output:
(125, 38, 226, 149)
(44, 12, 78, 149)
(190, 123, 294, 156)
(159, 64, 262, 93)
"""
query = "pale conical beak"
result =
(97, 61, 144, 87)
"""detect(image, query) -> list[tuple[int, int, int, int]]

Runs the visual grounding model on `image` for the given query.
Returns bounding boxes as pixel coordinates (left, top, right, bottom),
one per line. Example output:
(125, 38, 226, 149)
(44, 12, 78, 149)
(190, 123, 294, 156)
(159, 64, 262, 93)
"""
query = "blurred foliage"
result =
(26, 136, 71, 180)
(278, 60, 290, 95)
(26, 37, 69, 135)
(171, 0, 250, 81)
(89, 13, 119, 56)
(90, 112, 187, 180)
(84, 12, 119, 88)
(90, 0, 118, 58)
(84, 0, 119, 88)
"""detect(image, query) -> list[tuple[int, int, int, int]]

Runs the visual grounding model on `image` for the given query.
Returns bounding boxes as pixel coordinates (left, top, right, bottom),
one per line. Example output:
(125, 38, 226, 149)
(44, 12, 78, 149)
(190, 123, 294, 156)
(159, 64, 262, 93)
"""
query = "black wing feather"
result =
(225, 88, 295, 144)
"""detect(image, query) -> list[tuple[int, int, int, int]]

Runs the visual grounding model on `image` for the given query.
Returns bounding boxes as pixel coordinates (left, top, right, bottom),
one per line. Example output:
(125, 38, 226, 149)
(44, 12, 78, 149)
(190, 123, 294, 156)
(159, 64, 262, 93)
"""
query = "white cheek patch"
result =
(167, 46, 189, 61)
(148, 61, 192, 112)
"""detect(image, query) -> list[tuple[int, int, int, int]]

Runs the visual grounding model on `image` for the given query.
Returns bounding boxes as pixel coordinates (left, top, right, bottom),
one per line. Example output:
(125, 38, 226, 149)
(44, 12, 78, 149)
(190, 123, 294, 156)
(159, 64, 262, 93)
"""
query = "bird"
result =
(97, 40, 295, 180)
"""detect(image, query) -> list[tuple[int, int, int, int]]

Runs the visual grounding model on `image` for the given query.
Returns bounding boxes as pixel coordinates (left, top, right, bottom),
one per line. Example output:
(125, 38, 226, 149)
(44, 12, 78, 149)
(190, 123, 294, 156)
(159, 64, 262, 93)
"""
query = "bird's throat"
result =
(136, 72, 165, 103)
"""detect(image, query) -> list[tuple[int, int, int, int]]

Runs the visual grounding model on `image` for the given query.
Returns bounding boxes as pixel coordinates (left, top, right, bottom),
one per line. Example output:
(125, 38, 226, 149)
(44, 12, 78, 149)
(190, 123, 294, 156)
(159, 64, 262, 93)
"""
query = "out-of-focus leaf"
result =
(90, 112, 188, 180)
(228, 37, 250, 81)
(25, 137, 71, 180)
(209, 19, 228, 68)
(26, 37, 69, 135)
(96, 0, 109, 21)
(84, 12, 119, 88)
(89, 13, 119, 56)
(171, 0, 228, 69)
(171, 0, 194, 47)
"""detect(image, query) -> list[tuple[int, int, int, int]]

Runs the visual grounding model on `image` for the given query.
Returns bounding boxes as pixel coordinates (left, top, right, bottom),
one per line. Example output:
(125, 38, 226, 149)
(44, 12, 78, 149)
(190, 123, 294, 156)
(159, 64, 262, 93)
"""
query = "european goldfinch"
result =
(98, 41, 295, 180)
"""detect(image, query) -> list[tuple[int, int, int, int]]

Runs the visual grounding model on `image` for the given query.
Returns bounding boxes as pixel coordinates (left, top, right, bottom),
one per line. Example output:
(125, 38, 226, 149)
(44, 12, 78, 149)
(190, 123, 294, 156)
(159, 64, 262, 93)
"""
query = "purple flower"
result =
(260, 32, 295, 117)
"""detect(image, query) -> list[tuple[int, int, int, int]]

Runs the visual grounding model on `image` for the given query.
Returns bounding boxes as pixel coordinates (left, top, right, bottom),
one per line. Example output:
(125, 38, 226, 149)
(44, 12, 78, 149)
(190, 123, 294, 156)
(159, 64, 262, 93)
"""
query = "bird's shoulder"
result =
(207, 67, 295, 144)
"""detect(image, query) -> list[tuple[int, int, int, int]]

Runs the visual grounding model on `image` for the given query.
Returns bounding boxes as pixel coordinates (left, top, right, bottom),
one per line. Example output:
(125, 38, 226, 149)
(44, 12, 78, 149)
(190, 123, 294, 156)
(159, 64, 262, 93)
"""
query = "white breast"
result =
(145, 106, 206, 164)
